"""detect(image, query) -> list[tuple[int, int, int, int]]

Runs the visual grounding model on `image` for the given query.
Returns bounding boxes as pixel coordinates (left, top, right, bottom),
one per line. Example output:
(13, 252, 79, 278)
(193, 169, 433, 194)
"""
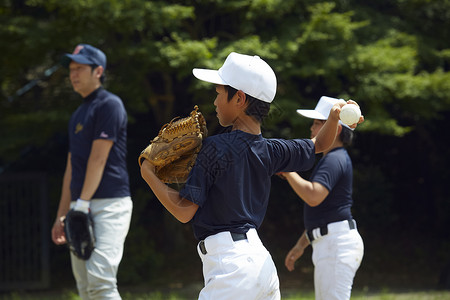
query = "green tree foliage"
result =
(1, 0, 449, 286)
(1, 0, 449, 150)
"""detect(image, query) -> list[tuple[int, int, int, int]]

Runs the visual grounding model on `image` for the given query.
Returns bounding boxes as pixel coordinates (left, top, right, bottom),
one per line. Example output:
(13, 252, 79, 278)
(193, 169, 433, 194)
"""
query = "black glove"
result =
(64, 209, 95, 260)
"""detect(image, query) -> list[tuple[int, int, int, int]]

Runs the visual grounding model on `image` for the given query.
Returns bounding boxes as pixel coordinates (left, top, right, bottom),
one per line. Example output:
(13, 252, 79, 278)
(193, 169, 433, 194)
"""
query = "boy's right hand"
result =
(333, 100, 364, 129)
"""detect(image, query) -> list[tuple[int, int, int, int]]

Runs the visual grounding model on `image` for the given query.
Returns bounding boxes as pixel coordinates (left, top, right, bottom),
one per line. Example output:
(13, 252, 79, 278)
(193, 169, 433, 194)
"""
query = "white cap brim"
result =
(296, 109, 327, 120)
(192, 68, 228, 85)
(296, 109, 353, 130)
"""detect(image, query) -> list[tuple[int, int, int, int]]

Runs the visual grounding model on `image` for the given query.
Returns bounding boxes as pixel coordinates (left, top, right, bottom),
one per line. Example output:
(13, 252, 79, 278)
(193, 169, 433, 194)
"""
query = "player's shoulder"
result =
(205, 130, 257, 141)
(327, 147, 348, 158)
(98, 88, 121, 102)
(202, 130, 261, 151)
(266, 137, 314, 149)
(203, 133, 221, 144)
(96, 88, 124, 108)
(323, 147, 350, 166)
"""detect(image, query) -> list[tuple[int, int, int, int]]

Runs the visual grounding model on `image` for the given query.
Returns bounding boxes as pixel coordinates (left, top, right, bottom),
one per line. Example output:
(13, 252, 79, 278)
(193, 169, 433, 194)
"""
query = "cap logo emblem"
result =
(73, 45, 84, 55)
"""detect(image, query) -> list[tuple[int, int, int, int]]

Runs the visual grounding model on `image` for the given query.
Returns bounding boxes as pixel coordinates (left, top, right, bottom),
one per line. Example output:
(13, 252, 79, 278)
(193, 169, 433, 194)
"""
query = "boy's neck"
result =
(323, 140, 344, 156)
(232, 115, 261, 135)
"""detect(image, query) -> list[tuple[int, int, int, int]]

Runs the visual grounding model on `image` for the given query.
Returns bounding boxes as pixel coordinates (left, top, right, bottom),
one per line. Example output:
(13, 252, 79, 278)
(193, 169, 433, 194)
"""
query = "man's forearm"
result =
(56, 154, 72, 218)
(80, 139, 113, 200)
(80, 157, 107, 200)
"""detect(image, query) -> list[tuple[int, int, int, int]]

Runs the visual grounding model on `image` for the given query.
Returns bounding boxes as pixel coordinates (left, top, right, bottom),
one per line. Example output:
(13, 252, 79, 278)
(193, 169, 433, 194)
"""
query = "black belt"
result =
(199, 232, 247, 255)
(306, 219, 356, 242)
(230, 232, 247, 242)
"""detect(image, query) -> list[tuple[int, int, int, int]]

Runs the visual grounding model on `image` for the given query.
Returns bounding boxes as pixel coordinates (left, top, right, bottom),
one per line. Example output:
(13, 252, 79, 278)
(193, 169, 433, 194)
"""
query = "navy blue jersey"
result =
(304, 147, 353, 230)
(68, 87, 130, 201)
(179, 130, 315, 240)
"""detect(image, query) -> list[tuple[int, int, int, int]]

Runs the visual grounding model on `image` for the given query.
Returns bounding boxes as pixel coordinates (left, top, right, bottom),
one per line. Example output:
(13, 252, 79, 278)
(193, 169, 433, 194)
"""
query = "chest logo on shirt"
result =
(75, 123, 83, 134)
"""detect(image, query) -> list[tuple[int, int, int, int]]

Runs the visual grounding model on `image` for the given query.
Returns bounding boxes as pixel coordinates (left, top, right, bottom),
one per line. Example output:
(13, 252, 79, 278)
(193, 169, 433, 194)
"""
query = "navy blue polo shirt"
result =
(179, 130, 315, 241)
(303, 147, 353, 230)
(68, 87, 130, 201)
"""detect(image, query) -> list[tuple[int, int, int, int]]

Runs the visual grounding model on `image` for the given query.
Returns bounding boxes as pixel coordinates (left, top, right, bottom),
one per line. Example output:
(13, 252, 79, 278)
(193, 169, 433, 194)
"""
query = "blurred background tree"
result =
(1, 0, 449, 293)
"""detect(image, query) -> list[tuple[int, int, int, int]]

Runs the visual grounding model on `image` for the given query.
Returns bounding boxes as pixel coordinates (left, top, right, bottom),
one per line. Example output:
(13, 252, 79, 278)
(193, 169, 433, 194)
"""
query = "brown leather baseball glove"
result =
(139, 105, 207, 183)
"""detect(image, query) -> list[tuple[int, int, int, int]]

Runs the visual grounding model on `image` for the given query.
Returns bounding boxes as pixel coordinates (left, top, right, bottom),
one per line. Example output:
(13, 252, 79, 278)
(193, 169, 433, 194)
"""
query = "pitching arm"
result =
(311, 103, 340, 153)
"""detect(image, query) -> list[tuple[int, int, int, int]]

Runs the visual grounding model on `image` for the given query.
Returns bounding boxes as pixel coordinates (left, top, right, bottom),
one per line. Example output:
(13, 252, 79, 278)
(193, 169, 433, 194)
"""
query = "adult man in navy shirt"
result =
(140, 52, 363, 299)
(51, 44, 132, 299)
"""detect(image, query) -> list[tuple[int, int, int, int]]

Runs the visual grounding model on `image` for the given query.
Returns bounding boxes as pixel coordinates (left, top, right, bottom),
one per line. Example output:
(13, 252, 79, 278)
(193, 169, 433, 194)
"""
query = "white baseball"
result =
(340, 104, 361, 125)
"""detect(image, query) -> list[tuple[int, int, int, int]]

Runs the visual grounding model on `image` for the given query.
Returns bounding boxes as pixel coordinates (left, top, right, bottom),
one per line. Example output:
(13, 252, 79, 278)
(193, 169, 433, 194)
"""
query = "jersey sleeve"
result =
(310, 152, 344, 192)
(270, 138, 316, 174)
(93, 97, 126, 142)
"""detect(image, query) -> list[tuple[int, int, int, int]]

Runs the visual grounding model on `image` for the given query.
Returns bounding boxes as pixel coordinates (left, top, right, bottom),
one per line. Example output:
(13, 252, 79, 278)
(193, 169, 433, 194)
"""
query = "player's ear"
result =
(235, 90, 247, 107)
(337, 124, 343, 135)
(94, 66, 104, 79)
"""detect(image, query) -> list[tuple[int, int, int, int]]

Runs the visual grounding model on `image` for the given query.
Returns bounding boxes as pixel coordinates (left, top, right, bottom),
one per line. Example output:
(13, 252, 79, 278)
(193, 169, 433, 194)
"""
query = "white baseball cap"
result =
(192, 52, 277, 103)
(296, 96, 353, 130)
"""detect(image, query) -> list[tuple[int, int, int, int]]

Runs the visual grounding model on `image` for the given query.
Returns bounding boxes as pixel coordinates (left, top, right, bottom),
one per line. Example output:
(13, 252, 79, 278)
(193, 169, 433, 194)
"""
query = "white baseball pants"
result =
(311, 220, 364, 300)
(70, 196, 132, 300)
(197, 228, 280, 300)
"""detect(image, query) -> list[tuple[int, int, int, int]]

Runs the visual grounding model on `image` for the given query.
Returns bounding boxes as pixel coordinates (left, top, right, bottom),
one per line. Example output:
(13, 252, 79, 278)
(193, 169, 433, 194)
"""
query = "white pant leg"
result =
(70, 197, 133, 300)
(197, 229, 280, 300)
(312, 225, 363, 300)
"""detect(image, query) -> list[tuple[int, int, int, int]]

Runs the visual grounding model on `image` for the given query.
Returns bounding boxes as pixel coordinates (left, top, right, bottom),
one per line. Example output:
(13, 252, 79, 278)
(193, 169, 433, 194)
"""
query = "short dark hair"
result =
(339, 125, 354, 147)
(90, 64, 106, 84)
(225, 85, 270, 123)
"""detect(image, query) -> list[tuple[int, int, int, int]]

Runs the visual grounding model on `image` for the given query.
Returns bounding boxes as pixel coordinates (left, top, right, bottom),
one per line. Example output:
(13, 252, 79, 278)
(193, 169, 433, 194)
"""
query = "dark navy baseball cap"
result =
(61, 44, 107, 70)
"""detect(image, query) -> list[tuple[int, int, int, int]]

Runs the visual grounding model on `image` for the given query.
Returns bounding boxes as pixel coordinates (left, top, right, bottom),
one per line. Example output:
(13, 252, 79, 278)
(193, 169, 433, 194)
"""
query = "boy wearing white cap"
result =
(140, 53, 363, 299)
(281, 96, 364, 300)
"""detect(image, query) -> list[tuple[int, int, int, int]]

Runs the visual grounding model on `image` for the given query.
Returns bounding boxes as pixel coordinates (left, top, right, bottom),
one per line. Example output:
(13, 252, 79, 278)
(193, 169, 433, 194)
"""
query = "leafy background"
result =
(1, 0, 449, 294)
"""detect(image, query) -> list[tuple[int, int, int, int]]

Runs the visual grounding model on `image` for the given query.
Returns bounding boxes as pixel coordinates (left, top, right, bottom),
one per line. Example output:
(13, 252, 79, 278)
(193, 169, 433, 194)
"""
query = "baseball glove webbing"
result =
(139, 105, 207, 183)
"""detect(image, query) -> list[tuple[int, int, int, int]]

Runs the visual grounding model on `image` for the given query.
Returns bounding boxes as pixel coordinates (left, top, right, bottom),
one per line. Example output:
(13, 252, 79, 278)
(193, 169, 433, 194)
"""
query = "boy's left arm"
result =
(140, 160, 199, 223)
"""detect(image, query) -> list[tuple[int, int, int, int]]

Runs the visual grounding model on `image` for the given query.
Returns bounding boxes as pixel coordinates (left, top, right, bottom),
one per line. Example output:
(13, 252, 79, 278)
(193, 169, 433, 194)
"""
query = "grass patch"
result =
(1, 289, 449, 300)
